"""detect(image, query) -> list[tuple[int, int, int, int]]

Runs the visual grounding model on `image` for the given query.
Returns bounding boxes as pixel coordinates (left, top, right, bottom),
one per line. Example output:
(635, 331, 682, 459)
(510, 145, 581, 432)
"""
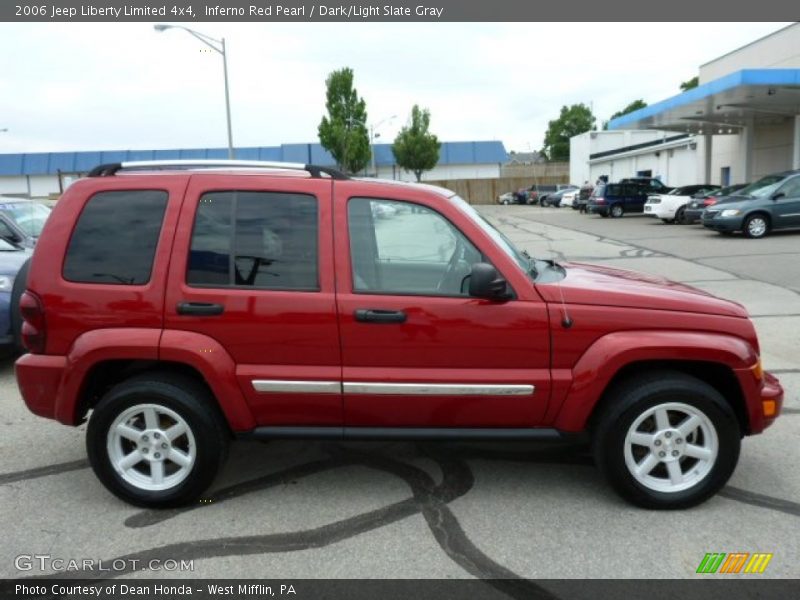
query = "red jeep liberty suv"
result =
(15, 160, 783, 509)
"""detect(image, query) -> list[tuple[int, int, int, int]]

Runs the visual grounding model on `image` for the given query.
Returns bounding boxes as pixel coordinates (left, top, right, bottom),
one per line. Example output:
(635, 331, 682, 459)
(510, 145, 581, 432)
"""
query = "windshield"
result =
(449, 195, 531, 275)
(0, 202, 51, 237)
(737, 176, 785, 198)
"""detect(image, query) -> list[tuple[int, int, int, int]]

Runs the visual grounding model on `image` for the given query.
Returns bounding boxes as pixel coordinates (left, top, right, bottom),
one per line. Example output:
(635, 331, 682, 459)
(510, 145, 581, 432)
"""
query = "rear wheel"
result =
(743, 214, 769, 239)
(592, 371, 740, 509)
(87, 373, 229, 507)
(610, 204, 624, 218)
(675, 206, 687, 224)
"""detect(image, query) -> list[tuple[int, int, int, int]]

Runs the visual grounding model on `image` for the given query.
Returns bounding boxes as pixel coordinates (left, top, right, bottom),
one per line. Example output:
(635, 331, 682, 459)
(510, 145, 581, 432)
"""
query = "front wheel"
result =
(743, 214, 769, 239)
(87, 373, 229, 507)
(592, 371, 740, 509)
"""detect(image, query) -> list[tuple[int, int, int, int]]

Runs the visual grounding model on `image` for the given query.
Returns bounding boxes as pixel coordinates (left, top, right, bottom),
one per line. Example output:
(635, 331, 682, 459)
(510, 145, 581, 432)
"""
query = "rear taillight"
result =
(594, 197, 605, 204)
(20, 291, 46, 354)
(703, 198, 717, 206)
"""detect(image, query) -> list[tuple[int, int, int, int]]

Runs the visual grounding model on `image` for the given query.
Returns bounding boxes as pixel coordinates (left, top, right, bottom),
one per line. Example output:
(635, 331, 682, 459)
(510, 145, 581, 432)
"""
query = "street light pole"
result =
(154, 24, 235, 159)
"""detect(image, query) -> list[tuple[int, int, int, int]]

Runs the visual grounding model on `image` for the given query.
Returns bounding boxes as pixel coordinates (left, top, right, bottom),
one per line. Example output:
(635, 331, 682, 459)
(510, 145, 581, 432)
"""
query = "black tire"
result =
(610, 204, 624, 218)
(87, 372, 229, 507)
(10, 257, 31, 354)
(592, 370, 741, 509)
(675, 206, 687, 224)
(743, 213, 769, 239)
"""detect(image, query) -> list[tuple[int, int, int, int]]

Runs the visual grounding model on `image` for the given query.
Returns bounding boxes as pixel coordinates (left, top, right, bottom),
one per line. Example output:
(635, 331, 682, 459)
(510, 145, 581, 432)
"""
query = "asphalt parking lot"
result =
(0, 205, 798, 586)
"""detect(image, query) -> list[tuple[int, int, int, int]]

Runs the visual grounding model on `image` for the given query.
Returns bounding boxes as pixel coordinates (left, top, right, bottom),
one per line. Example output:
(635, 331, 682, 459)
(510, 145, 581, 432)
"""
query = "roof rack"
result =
(87, 160, 349, 180)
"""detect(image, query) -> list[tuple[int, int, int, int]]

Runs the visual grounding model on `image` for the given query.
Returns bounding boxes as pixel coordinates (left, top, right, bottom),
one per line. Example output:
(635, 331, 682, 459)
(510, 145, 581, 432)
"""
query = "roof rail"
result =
(87, 160, 349, 180)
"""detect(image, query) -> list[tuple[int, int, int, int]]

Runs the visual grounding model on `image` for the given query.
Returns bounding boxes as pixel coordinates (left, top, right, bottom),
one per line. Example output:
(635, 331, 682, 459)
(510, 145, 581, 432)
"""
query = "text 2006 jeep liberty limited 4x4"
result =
(16, 160, 783, 509)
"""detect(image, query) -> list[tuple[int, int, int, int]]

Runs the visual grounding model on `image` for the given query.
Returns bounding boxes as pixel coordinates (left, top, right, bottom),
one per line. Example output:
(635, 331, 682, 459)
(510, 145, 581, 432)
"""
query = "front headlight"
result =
(0, 276, 14, 292)
(720, 209, 741, 217)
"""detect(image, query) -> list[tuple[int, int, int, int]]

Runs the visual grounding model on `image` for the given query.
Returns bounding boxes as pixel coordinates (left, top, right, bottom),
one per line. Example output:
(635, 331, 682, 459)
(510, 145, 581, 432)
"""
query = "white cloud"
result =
(0, 22, 791, 153)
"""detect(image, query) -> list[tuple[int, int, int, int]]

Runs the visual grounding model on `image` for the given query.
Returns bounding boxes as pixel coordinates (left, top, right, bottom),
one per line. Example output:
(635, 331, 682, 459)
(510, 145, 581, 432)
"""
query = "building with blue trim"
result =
(571, 23, 800, 187)
(0, 140, 508, 199)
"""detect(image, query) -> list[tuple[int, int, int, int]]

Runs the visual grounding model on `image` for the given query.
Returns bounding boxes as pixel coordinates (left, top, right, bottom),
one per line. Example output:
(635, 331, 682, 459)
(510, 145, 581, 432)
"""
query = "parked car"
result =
(702, 170, 800, 238)
(574, 185, 595, 213)
(498, 187, 534, 205)
(586, 182, 650, 217)
(0, 238, 32, 353)
(561, 189, 579, 209)
(540, 188, 574, 207)
(644, 185, 720, 224)
(0, 199, 52, 248)
(683, 184, 748, 224)
(620, 177, 673, 194)
(16, 160, 783, 509)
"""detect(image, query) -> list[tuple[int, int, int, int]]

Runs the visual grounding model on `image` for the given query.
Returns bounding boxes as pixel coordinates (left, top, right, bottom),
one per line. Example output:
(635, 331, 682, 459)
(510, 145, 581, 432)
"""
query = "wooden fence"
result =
(427, 174, 570, 205)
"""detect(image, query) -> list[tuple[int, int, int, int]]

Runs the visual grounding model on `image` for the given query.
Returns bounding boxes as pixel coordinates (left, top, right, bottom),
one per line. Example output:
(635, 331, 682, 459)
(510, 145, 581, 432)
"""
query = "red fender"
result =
(552, 331, 758, 432)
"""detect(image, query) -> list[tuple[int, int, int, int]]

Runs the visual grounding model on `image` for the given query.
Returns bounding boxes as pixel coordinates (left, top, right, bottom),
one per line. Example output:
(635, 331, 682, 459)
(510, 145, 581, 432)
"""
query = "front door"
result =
(164, 174, 342, 426)
(772, 176, 800, 229)
(333, 184, 551, 428)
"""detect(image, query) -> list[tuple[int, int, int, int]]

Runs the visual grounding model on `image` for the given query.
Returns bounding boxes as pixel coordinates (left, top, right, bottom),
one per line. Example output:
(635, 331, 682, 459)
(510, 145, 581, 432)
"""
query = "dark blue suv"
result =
(586, 182, 650, 218)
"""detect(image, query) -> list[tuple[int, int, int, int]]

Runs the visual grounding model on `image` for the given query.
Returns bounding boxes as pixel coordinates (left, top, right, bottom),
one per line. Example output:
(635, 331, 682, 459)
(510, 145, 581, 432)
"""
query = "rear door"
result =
(164, 174, 342, 426)
(627, 184, 648, 212)
(333, 182, 551, 428)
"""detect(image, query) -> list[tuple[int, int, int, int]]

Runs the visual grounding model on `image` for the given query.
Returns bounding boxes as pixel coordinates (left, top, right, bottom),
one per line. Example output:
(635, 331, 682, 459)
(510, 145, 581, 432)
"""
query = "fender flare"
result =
(552, 330, 758, 432)
(57, 328, 255, 431)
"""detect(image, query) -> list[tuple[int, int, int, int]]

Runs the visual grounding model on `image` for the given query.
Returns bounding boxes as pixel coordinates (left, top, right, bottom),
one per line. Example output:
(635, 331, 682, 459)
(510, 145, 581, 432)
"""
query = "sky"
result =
(0, 22, 792, 155)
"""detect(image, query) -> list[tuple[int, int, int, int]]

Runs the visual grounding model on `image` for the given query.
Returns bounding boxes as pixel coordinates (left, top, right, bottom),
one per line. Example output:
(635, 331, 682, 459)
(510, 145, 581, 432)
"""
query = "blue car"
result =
(0, 239, 31, 351)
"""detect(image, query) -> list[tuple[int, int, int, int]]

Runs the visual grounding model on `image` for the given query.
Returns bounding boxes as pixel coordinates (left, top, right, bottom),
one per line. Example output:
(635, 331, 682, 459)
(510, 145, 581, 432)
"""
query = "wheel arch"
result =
(586, 360, 748, 436)
(552, 331, 757, 434)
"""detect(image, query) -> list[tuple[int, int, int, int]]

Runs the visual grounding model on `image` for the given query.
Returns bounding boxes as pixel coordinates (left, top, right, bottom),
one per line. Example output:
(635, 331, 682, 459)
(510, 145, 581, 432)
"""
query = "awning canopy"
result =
(608, 69, 800, 135)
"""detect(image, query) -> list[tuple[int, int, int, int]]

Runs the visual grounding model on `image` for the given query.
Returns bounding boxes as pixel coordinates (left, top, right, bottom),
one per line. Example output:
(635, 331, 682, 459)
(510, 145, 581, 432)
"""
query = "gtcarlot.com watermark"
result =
(15, 554, 194, 573)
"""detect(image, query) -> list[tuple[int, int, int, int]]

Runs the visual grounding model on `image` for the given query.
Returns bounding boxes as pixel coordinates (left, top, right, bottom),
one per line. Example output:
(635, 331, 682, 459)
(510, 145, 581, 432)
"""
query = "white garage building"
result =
(571, 23, 800, 187)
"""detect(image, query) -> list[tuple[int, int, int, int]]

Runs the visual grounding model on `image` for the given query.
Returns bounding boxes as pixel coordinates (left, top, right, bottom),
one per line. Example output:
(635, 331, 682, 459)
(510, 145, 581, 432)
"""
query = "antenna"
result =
(543, 223, 573, 329)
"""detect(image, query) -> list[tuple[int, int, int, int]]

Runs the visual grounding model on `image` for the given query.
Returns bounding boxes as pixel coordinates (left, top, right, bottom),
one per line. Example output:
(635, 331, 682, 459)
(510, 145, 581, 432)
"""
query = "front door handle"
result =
(176, 302, 225, 316)
(354, 309, 407, 323)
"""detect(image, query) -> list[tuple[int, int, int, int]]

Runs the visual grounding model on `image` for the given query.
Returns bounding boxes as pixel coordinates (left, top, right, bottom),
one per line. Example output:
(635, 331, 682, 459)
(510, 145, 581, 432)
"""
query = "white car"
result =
(644, 185, 720, 223)
(560, 189, 579, 208)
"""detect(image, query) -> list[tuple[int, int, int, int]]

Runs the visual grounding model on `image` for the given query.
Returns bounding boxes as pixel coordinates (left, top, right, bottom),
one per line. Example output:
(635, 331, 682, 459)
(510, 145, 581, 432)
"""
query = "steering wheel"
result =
(435, 238, 464, 293)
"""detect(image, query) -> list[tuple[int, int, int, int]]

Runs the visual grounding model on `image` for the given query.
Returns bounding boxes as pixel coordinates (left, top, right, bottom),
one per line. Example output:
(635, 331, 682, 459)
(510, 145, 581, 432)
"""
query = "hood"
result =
(0, 248, 31, 276)
(536, 262, 747, 318)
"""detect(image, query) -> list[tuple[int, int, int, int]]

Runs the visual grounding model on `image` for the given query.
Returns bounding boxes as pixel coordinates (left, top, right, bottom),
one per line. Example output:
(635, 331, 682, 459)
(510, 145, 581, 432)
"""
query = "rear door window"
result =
(63, 190, 168, 285)
(187, 191, 319, 290)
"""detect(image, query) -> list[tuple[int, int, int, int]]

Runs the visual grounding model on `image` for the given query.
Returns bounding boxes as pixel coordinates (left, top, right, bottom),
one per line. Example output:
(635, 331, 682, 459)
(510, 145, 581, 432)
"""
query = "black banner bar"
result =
(2, 579, 799, 600)
(2, 0, 798, 22)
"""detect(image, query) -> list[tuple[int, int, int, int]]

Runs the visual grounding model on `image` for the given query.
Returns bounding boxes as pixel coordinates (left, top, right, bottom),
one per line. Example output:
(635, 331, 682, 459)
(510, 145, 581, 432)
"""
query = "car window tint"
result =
(777, 177, 800, 198)
(63, 190, 168, 285)
(348, 198, 481, 296)
(188, 191, 318, 290)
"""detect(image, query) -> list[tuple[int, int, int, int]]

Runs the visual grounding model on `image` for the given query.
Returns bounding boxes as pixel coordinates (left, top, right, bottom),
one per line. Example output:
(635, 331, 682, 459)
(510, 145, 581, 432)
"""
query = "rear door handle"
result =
(354, 309, 407, 323)
(176, 302, 225, 316)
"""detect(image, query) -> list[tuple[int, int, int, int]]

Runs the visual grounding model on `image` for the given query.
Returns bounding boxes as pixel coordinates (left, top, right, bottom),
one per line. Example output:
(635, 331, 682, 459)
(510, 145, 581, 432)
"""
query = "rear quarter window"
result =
(62, 190, 168, 285)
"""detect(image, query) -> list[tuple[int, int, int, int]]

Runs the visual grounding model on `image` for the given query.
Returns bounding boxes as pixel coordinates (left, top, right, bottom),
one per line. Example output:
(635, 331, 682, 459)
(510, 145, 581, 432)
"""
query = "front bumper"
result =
(702, 213, 744, 232)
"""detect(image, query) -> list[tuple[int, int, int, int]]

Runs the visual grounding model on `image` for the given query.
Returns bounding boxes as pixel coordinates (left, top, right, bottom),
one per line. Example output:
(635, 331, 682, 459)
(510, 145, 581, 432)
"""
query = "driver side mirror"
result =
(771, 192, 785, 201)
(468, 263, 511, 300)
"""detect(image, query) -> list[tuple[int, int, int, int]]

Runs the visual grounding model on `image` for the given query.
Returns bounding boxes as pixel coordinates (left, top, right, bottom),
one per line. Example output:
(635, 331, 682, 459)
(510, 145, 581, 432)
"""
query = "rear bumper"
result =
(587, 205, 608, 216)
(683, 208, 704, 223)
(15, 353, 69, 422)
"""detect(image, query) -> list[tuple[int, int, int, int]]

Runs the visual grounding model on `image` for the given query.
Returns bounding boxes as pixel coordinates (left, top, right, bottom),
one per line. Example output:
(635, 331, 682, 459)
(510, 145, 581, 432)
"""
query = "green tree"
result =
(541, 103, 596, 162)
(318, 67, 370, 174)
(603, 99, 648, 129)
(392, 105, 441, 182)
(680, 76, 699, 92)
